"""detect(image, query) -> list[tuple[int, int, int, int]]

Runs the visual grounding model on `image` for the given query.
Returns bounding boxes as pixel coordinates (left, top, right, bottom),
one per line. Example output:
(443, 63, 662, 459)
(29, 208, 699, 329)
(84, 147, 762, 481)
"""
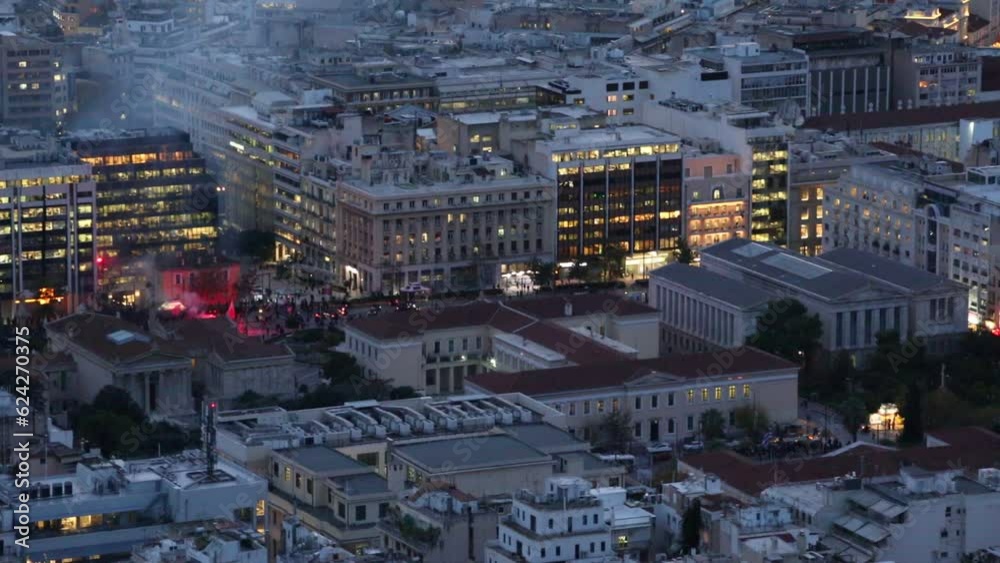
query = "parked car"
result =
(647, 442, 673, 455)
(682, 440, 704, 452)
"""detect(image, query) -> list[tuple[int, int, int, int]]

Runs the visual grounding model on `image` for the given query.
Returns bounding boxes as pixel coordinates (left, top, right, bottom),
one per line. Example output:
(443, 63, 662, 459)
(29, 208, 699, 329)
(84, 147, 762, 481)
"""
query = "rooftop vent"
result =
(106, 330, 149, 346)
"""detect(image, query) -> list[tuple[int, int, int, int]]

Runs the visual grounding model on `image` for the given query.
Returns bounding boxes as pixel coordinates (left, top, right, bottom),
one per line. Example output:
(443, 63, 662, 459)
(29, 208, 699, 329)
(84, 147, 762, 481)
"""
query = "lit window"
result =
(701, 388, 709, 402)
(714, 387, 722, 401)
(687, 389, 694, 403)
(728, 385, 736, 400)
(17, 61, 27, 68)
(743, 384, 751, 398)
(606, 95, 618, 102)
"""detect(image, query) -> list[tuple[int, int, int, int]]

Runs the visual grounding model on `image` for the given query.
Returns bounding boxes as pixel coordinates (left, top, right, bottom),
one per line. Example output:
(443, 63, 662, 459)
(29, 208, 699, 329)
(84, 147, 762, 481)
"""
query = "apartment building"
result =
(699, 238, 968, 361)
(683, 152, 750, 251)
(68, 128, 219, 261)
(516, 125, 683, 274)
(344, 293, 658, 394)
(467, 347, 799, 446)
(644, 99, 793, 246)
(268, 445, 395, 553)
(0, 452, 266, 562)
(893, 45, 982, 110)
(485, 476, 647, 563)
(0, 33, 69, 131)
(763, 464, 1000, 563)
(0, 135, 96, 317)
(379, 483, 507, 563)
(335, 154, 555, 294)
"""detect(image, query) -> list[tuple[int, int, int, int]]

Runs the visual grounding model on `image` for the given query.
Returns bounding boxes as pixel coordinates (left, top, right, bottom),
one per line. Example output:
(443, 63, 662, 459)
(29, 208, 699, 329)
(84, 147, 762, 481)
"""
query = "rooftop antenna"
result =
(203, 400, 218, 478)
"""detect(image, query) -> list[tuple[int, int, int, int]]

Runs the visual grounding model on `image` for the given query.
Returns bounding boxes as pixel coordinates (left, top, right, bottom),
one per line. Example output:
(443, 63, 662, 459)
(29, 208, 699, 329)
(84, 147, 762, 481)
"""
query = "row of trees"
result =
(588, 404, 772, 453)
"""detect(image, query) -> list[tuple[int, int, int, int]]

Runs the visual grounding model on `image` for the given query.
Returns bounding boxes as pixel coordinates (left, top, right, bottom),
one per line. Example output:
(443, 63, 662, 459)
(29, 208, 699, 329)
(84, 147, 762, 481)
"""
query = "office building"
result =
(336, 154, 555, 293)
(0, 133, 96, 317)
(685, 43, 810, 115)
(467, 347, 800, 445)
(68, 128, 219, 261)
(758, 27, 892, 116)
(0, 33, 69, 132)
(644, 99, 793, 245)
(344, 293, 658, 394)
(516, 125, 683, 274)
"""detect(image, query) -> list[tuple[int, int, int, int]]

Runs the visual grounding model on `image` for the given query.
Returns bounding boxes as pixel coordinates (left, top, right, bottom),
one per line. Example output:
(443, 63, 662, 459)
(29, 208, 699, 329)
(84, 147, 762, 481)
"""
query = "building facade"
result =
(518, 126, 683, 274)
(0, 33, 69, 132)
(0, 159, 96, 317)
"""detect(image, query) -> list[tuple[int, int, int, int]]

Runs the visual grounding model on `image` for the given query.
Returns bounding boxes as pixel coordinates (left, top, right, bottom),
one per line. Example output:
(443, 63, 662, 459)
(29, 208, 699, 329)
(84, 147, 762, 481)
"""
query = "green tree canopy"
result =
(750, 299, 823, 363)
(700, 408, 725, 441)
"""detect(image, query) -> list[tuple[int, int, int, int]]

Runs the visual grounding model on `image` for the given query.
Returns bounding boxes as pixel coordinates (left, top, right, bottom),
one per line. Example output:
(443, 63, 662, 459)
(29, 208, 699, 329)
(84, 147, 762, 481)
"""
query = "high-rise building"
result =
(0, 33, 69, 132)
(519, 126, 683, 275)
(644, 99, 794, 246)
(68, 128, 219, 260)
(0, 132, 96, 317)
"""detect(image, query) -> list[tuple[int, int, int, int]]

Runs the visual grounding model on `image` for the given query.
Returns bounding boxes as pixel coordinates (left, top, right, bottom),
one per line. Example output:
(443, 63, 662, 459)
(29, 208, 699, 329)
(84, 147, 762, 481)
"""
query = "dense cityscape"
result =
(1, 0, 1000, 561)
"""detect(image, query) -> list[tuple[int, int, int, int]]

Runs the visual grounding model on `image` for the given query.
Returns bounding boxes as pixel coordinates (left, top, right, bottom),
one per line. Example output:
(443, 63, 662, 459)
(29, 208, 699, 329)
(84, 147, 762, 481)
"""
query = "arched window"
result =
(712, 187, 724, 200)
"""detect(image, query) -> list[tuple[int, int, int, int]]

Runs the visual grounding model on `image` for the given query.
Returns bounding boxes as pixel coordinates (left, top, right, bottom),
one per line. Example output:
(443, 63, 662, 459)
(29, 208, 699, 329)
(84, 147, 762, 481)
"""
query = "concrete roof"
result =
(392, 435, 551, 473)
(817, 248, 965, 294)
(278, 446, 371, 476)
(700, 239, 895, 302)
(503, 424, 588, 455)
(650, 263, 772, 309)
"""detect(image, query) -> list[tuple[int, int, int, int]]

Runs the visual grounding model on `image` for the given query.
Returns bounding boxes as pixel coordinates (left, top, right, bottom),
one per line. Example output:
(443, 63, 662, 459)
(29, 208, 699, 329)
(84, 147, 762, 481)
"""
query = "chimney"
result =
(564, 300, 573, 317)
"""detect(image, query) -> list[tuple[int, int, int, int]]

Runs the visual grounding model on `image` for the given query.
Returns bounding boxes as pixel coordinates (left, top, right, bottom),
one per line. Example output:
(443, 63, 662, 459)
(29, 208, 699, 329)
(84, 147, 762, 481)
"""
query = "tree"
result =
(749, 299, 823, 363)
(568, 261, 588, 282)
(681, 499, 703, 552)
(674, 239, 696, 265)
(389, 386, 419, 400)
(590, 410, 633, 453)
(733, 405, 770, 441)
(530, 259, 557, 290)
(700, 408, 725, 441)
(324, 351, 363, 385)
(603, 244, 627, 281)
(839, 396, 867, 442)
(92, 385, 145, 423)
(898, 378, 925, 446)
(238, 230, 276, 264)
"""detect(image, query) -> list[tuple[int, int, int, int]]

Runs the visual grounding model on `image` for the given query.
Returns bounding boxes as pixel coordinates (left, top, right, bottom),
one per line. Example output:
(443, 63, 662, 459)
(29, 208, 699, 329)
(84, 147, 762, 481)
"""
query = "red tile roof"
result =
(803, 100, 1000, 132)
(346, 294, 654, 366)
(682, 427, 1000, 496)
(45, 313, 186, 365)
(466, 347, 797, 395)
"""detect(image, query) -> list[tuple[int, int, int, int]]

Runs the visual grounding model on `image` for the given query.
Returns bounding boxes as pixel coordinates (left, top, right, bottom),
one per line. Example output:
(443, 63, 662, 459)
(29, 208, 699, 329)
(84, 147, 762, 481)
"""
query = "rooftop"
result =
(683, 427, 1000, 496)
(650, 263, 772, 309)
(466, 347, 797, 396)
(45, 314, 188, 366)
(392, 435, 551, 473)
(700, 239, 897, 302)
(803, 100, 1000, 131)
(817, 248, 964, 294)
(537, 125, 680, 151)
(276, 446, 373, 476)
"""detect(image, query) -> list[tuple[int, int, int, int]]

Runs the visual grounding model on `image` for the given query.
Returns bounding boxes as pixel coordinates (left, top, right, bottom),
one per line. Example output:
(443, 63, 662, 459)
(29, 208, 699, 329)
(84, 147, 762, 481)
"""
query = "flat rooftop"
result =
(538, 125, 680, 151)
(651, 263, 772, 310)
(392, 435, 551, 473)
(277, 446, 372, 476)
